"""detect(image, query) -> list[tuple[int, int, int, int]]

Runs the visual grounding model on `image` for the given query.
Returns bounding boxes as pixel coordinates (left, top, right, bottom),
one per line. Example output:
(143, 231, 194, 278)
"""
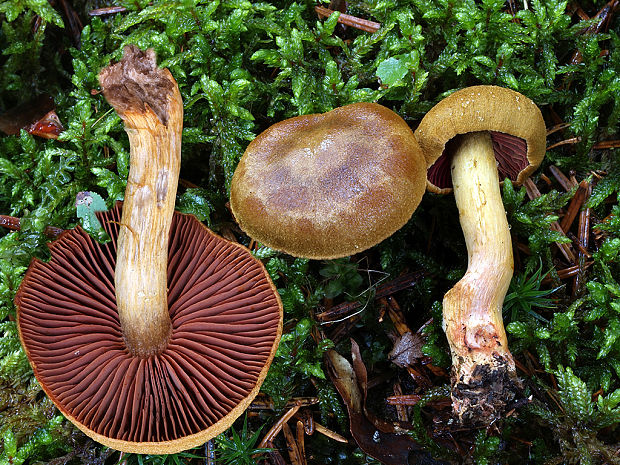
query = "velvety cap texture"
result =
(414, 85, 546, 193)
(15, 204, 282, 454)
(230, 103, 427, 259)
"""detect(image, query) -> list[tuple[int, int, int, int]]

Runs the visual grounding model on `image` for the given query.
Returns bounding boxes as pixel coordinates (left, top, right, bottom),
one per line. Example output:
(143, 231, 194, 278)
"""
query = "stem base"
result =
(450, 352, 522, 425)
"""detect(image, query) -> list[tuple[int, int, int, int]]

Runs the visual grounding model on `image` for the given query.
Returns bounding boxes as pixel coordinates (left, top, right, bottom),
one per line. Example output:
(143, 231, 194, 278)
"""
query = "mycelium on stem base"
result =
(442, 132, 518, 424)
(99, 46, 183, 357)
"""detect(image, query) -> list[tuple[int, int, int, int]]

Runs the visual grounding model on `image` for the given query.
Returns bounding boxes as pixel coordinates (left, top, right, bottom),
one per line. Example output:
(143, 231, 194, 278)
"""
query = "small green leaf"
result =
(75, 192, 109, 242)
(376, 56, 409, 87)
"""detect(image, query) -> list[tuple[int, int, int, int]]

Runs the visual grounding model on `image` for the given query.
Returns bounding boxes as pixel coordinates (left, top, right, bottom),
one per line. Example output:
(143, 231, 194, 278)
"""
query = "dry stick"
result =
(546, 122, 572, 137)
(549, 165, 577, 192)
(384, 297, 409, 336)
(326, 313, 363, 342)
(250, 396, 318, 410)
(264, 442, 287, 465)
(540, 173, 553, 187)
(258, 404, 301, 448)
(573, 182, 592, 296)
(205, 440, 216, 465)
(523, 178, 576, 263)
(546, 137, 581, 150)
(294, 411, 314, 435)
(89, 6, 128, 16)
(571, 2, 591, 20)
(313, 422, 348, 443)
(282, 423, 303, 465)
(593, 139, 620, 149)
(295, 421, 307, 465)
(386, 393, 422, 407)
(392, 382, 409, 422)
(0, 215, 63, 238)
(568, 0, 619, 65)
(314, 6, 381, 33)
(543, 262, 594, 283)
(560, 180, 589, 232)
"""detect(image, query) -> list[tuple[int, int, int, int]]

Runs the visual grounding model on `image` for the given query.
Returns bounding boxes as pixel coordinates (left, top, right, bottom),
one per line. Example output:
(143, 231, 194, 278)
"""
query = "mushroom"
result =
(414, 85, 546, 424)
(16, 204, 282, 453)
(230, 103, 427, 259)
(97, 45, 181, 357)
(15, 46, 283, 453)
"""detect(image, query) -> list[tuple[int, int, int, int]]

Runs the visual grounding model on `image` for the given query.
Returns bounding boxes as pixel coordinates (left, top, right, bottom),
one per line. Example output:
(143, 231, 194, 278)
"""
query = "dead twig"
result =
(296, 421, 307, 465)
(250, 395, 318, 410)
(546, 137, 581, 151)
(573, 182, 592, 295)
(593, 139, 620, 149)
(386, 394, 422, 406)
(546, 122, 572, 137)
(294, 410, 314, 435)
(314, 422, 349, 443)
(392, 382, 409, 421)
(560, 180, 590, 232)
(259, 404, 302, 448)
(314, 6, 381, 33)
(0, 215, 64, 238)
(568, 0, 619, 65)
(282, 422, 304, 465)
(549, 165, 577, 192)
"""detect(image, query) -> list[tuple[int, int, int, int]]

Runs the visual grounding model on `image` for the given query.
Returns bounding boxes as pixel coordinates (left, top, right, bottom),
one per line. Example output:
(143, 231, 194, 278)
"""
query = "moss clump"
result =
(1, 0, 619, 463)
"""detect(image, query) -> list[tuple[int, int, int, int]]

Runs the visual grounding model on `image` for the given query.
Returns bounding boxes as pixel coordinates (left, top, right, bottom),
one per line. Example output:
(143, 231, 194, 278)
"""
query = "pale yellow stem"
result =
(115, 100, 182, 357)
(442, 131, 518, 423)
(99, 47, 183, 357)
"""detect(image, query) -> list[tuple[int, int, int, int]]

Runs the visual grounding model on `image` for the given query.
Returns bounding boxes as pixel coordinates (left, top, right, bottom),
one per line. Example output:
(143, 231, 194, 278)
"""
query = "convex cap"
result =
(230, 103, 427, 259)
(16, 204, 283, 454)
(414, 85, 546, 193)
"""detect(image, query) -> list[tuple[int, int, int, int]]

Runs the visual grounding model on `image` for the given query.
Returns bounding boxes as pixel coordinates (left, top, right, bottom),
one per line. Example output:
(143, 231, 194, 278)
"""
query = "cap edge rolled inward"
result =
(415, 85, 546, 193)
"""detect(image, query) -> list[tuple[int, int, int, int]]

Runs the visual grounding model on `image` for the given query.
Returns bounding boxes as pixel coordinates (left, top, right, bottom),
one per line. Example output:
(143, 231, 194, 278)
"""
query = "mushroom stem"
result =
(442, 131, 519, 424)
(99, 47, 183, 357)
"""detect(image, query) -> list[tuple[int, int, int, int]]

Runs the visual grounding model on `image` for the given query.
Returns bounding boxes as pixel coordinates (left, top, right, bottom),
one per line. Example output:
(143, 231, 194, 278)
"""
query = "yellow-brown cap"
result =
(230, 103, 427, 259)
(414, 85, 546, 194)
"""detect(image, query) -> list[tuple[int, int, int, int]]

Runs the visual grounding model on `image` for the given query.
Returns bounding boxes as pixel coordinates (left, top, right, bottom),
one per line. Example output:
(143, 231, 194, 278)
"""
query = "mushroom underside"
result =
(427, 131, 527, 190)
(16, 204, 281, 450)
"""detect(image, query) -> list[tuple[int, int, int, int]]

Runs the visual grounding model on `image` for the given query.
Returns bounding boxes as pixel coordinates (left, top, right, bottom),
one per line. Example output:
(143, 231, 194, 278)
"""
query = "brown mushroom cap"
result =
(230, 103, 427, 259)
(414, 85, 546, 193)
(15, 203, 282, 454)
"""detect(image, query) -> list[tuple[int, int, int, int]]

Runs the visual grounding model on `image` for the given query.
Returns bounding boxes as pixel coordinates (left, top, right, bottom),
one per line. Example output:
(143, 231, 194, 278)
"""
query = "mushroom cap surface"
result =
(230, 103, 427, 259)
(15, 203, 282, 454)
(414, 85, 546, 193)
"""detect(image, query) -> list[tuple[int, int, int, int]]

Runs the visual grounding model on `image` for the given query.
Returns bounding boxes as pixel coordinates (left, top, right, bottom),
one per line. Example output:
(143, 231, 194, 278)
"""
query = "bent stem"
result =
(443, 131, 520, 424)
(99, 47, 183, 357)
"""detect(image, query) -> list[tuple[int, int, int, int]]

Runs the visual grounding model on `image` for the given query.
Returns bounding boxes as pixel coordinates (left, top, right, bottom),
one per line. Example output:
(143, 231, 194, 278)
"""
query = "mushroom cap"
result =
(15, 203, 282, 454)
(230, 103, 427, 259)
(414, 85, 546, 194)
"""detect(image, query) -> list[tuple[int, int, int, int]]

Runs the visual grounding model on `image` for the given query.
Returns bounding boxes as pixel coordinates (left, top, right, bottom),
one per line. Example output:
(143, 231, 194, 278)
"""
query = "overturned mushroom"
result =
(414, 85, 546, 425)
(15, 46, 282, 453)
(230, 103, 427, 259)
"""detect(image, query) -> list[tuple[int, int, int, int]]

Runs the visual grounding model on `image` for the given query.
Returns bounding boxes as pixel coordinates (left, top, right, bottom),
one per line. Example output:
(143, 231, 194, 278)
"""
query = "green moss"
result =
(1, 0, 619, 462)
